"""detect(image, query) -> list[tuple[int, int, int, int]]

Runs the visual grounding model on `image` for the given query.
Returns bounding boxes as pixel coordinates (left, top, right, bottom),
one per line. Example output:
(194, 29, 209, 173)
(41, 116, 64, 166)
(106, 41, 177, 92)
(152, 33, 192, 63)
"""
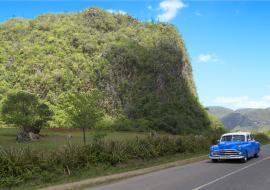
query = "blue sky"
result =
(0, 0, 270, 109)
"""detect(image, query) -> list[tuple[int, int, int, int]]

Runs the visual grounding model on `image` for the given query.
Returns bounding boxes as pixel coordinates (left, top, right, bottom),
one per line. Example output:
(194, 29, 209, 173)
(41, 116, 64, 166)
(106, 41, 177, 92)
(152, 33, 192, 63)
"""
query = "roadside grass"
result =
(0, 128, 149, 150)
(3, 127, 269, 190)
(9, 152, 208, 190)
(0, 127, 209, 190)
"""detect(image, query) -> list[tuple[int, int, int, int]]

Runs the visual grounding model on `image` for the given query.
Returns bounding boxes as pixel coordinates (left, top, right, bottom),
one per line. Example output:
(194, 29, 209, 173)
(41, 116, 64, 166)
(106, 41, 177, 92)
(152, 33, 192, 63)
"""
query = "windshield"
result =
(221, 135, 245, 142)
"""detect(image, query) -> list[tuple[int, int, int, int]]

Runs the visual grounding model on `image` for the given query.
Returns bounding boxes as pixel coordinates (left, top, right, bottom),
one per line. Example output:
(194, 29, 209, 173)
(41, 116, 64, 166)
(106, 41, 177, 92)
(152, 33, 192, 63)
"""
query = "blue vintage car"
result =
(209, 132, 260, 163)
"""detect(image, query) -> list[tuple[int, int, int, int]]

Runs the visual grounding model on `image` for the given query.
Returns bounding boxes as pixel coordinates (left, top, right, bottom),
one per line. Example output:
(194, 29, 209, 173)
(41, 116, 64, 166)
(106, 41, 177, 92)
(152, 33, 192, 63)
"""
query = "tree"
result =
(65, 90, 104, 145)
(1, 91, 53, 135)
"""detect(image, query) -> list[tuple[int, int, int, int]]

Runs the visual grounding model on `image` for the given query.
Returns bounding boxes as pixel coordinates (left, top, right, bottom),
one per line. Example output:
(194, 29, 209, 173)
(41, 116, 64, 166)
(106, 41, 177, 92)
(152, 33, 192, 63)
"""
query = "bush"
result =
(253, 133, 269, 144)
(0, 134, 212, 188)
(112, 117, 151, 132)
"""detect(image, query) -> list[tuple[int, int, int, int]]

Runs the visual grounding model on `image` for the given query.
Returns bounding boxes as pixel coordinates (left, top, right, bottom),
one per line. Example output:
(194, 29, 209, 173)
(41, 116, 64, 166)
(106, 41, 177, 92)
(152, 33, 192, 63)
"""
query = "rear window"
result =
(221, 135, 245, 142)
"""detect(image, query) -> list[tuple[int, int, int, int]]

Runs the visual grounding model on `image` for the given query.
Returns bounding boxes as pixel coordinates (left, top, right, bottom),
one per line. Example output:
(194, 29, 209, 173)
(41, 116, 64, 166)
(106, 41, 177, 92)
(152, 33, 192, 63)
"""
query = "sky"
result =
(0, 0, 270, 110)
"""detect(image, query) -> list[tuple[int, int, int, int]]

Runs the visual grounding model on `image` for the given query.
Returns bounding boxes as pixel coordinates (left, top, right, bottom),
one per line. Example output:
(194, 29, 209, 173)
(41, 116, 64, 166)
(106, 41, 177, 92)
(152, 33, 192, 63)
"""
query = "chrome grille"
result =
(213, 149, 240, 156)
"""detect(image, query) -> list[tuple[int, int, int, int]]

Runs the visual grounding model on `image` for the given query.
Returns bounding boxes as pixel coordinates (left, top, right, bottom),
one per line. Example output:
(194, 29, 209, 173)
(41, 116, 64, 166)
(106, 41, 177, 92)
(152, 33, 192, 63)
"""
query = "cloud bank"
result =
(157, 0, 186, 22)
(213, 96, 270, 109)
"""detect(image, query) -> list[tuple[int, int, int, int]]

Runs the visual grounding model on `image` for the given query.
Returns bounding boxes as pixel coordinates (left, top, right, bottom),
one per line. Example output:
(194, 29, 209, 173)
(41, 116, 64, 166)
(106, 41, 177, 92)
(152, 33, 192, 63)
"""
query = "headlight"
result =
(237, 146, 242, 151)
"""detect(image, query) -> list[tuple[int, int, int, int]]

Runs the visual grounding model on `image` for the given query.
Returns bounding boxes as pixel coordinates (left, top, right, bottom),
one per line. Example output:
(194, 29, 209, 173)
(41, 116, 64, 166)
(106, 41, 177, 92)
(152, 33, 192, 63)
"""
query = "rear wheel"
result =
(254, 147, 260, 158)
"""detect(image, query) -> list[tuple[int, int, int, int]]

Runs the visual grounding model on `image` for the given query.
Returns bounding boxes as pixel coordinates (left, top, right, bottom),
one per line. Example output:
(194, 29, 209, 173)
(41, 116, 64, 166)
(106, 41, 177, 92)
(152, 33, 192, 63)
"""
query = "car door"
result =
(248, 134, 256, 156)
(250, 134, 259, 154)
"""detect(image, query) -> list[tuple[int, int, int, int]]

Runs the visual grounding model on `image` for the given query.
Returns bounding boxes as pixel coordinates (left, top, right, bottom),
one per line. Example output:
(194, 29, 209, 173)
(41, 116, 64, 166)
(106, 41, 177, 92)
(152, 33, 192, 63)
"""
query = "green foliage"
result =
(0, 91, 53, 133)
(0, 7, 212, 134)
(112, 116, 151, 132)
(0, 134, 212, 188)
(253, 133, 269, 144)
(208, 114, 224, 129)
(92, 131, 107, 142)
(64, 90, 104, 130)
(63, 90, 104, 144)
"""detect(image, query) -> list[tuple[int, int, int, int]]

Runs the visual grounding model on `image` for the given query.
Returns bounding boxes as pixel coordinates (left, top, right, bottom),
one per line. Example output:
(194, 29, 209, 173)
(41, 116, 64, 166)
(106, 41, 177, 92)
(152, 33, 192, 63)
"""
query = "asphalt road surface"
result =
(86, 144, 270, 190)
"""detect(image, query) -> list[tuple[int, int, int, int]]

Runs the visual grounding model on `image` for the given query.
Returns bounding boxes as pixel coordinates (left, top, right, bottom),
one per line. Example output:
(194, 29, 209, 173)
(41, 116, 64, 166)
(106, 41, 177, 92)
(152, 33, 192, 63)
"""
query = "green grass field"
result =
(0, 127, 149, 150)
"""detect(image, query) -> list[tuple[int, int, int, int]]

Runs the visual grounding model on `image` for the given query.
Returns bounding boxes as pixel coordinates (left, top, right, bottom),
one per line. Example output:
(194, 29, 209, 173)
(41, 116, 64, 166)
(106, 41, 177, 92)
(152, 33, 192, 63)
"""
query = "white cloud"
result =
(262, 96, 270, 101)
(197, 53, 220, 63)
(157, 0, 186, 22)
(107, 9, 127, 15)
(213, 96, 270, 109)
(214, 96, 249, 104)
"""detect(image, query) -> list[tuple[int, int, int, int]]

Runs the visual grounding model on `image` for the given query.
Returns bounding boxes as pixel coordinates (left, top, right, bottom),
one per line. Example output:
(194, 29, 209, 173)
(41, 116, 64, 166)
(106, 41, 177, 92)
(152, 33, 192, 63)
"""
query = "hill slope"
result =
(0, 8, 211, 133)
(207, 106, 234, 119)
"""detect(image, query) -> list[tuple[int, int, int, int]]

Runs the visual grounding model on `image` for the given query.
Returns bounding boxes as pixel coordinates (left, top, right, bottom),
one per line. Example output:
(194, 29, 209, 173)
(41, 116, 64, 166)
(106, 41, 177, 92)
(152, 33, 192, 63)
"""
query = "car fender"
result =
(239, 143, 251, 157)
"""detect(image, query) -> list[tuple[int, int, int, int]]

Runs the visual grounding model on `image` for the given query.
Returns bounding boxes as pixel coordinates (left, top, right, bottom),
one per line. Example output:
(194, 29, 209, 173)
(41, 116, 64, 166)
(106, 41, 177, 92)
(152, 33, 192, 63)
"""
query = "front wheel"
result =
(212, 159, 218, 163)
(241, 152, 248, 163)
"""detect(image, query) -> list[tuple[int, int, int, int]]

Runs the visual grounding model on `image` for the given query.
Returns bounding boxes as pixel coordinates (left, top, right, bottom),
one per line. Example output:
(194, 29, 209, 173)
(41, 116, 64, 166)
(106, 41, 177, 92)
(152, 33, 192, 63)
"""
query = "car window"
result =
(221, 135, 232, 141)
(221, 135, 245, 142)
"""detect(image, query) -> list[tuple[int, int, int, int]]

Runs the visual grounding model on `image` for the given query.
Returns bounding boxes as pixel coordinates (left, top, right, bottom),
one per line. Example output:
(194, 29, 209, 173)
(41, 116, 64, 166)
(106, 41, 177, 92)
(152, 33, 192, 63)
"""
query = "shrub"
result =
(253, 133, 269, 144)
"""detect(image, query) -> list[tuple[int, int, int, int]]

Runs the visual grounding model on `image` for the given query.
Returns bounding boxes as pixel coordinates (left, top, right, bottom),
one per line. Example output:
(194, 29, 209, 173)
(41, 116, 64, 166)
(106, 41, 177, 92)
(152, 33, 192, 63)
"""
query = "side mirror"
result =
(217, 140, 220, 144)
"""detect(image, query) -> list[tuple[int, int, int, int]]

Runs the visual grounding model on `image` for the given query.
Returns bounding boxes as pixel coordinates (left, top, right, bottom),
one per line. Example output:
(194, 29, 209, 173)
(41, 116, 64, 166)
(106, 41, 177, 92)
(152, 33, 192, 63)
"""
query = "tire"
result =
(254, 153, 259, 158)
(212, 159, 218, 163)
(241, 151, 248, 163)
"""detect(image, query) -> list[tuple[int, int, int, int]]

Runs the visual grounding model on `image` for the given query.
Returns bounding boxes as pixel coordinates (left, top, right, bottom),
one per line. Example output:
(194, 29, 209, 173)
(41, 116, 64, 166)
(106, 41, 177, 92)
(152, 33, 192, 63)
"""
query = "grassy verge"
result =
(0, 128, 211, 190)
(0, 128, 149, 150)
(11, 152, 207, 190)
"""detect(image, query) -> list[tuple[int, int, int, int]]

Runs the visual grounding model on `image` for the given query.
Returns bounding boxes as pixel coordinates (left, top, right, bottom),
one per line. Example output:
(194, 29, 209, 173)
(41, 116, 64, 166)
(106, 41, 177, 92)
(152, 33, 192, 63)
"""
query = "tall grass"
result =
(0, 135, 211, 188)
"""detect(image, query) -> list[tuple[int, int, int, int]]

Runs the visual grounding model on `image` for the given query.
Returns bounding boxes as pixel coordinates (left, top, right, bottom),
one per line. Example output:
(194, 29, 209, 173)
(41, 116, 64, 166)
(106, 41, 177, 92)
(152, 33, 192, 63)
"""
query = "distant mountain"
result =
(207, 106, 234, 119)
(207, 106, 270, 132)
(221, 112, 255, 129)
(236, 108, 270, 124)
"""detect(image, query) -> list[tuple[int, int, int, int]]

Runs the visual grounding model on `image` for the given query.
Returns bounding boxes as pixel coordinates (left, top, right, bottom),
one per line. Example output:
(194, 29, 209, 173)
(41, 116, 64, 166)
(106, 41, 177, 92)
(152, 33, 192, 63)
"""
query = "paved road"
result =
(86, 144, 270, 190)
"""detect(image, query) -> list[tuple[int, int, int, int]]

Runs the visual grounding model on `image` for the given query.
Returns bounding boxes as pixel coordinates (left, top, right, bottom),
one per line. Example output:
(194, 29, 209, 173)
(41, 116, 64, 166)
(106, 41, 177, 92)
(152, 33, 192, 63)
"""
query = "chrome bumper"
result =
(209, 155, 245, 160)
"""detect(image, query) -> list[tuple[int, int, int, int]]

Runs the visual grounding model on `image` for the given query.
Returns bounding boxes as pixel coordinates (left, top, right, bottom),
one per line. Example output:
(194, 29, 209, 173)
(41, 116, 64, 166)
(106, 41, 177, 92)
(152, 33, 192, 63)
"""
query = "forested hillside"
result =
(0, 7, 211, 134)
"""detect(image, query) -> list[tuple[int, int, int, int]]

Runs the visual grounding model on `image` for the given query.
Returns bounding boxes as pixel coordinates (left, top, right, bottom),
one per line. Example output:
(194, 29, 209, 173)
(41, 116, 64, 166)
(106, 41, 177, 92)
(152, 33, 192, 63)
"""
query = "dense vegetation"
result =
(0, 7, 212, 134)
(0, 134, 212, 188)
(253, 133, 270, 145)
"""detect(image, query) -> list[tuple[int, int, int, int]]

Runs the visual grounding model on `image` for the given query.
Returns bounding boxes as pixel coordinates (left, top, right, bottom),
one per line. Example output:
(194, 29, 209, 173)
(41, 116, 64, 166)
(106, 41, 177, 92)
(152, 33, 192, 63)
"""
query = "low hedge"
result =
(0, 135, 211, 188)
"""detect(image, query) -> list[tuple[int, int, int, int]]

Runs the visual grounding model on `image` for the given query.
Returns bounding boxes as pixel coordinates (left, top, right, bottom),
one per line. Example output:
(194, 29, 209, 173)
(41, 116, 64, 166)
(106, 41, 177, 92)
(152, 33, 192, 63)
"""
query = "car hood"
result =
(217, 141, 246, 150)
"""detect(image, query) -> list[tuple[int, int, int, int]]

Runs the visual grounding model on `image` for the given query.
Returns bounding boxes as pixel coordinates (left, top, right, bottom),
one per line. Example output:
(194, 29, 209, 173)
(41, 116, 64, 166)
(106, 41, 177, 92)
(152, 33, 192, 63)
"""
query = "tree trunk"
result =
(82, 128, 86, 145)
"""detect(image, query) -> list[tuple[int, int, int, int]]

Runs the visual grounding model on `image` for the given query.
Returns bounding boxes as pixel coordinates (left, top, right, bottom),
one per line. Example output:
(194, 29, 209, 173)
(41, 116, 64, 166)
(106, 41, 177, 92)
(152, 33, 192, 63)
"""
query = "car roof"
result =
(222, 132, 250, 136)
